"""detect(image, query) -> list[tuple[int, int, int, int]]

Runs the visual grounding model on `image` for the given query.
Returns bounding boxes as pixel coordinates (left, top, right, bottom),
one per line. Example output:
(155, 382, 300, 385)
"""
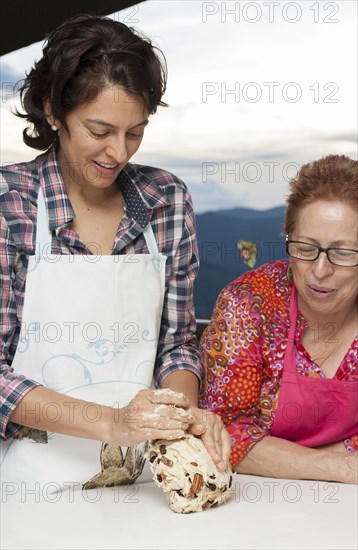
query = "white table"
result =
(1, 471, 357, 550)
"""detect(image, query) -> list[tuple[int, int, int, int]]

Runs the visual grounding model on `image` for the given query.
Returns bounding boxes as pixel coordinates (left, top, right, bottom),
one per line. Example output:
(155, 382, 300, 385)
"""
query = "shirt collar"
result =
(123, 163, 170, 210)
(36, 149, 170, 232)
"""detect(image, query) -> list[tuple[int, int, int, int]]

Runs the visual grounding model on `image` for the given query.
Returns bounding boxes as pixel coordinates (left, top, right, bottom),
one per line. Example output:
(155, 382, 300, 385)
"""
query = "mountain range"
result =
(194, 205, 286, 319)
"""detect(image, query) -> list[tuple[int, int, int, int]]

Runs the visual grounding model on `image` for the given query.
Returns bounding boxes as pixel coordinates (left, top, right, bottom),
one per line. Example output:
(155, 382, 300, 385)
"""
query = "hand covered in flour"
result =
(186, 407, 232, 472)
(110, 389, 193, 447)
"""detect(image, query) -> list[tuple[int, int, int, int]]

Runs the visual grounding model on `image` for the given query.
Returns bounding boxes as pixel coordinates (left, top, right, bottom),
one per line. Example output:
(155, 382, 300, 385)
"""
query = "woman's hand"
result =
(329, 450, 358, 484)
(108, 389, 193, 447)
(159, 371, 232, 470)
(343, 452, 358, 484)
(318, 441, 358, 483)
(188, 406, 232, 472)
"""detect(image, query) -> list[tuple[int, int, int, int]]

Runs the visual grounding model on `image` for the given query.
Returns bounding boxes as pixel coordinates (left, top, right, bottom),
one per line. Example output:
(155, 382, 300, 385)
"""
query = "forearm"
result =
(235, 435, 351, 482)
(8, 385, 196, 448)
(161, 370, 199, 407)
(155, 190, 201, 397)
(9, 386, 115, 443)
(316, 440, 349, 453)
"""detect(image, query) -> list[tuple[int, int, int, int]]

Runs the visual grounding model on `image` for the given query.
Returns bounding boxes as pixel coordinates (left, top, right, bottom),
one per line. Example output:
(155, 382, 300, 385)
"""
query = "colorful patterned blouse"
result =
(199, 259, 358, 467)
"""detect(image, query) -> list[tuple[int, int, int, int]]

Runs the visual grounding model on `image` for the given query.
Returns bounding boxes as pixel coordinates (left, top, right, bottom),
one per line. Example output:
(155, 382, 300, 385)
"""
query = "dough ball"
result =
(147, 434, 234, 513)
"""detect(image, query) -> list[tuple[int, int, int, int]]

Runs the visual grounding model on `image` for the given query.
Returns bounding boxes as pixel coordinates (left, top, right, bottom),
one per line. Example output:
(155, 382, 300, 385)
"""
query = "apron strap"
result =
(283, 282, 298, 371)
(36, 185, 52, 251)
(36, 185, 160, 256)
(142, 222, 159, 255)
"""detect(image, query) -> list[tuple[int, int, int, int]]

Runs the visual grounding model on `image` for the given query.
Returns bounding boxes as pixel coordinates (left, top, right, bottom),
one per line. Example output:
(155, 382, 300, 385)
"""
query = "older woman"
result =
(200, 155, 358, 484)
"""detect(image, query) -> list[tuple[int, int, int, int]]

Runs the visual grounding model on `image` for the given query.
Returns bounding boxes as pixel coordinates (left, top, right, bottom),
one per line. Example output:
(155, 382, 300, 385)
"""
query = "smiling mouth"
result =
(308, 285, 335, 294)
(93, 161, 119, 169)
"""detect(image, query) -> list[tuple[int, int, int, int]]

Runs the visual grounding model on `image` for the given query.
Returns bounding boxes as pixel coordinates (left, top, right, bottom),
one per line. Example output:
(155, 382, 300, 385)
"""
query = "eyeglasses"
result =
(286, 238, 358, 267)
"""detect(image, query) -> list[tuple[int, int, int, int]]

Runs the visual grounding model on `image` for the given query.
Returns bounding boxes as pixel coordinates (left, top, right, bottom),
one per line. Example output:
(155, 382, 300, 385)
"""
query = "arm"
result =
(235, 435, 358, 484)
(0, 210, 41, 440)
(9, 385, 192, 447)
(153, 182, 201, 389)
(199, 278, 268, 466)
(153, 181, 231, 468)
(318, 440, 354, 452)
(162, 370, 199, 407)
(0, 211, 191, 445)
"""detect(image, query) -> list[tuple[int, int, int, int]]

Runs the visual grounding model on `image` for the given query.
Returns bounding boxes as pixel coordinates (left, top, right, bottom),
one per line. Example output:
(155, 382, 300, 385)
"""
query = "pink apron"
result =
(270, 284, 358, 447)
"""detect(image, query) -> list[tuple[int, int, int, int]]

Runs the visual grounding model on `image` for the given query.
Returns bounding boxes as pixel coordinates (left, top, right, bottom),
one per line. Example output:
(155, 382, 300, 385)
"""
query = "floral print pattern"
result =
(199, 260, 358, 467)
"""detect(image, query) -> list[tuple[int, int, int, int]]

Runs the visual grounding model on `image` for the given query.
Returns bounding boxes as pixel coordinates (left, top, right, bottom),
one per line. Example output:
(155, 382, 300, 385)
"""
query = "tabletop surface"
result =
(1, 470, 357, 550)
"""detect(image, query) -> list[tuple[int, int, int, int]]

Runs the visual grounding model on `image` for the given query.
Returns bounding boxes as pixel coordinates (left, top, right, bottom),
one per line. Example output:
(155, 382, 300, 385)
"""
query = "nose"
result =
(311, 250, 334, 278)
(105, 136, 128, 165)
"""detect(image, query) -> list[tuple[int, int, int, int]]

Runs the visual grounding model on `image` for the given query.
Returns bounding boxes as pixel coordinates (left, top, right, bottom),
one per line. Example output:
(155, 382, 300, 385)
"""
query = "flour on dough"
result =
(147, 434, 234, 513)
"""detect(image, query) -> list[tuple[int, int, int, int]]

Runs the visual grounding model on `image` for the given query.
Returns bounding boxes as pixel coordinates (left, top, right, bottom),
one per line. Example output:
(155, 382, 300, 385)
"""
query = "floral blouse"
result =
(199, 260, 358, 467)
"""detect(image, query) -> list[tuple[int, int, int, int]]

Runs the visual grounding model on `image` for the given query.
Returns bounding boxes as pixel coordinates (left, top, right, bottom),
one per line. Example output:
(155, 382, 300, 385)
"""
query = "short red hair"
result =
(285, 155, 358, 236)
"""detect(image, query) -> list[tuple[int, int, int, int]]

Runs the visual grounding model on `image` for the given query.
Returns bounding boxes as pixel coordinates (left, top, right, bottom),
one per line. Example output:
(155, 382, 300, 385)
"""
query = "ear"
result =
(43, 99, 59, 128)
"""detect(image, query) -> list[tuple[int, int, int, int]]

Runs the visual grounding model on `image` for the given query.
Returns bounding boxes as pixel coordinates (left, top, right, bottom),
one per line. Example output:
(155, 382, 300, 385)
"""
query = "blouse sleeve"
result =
(199, 278, 270, 467)
(344, 434, 358, 452)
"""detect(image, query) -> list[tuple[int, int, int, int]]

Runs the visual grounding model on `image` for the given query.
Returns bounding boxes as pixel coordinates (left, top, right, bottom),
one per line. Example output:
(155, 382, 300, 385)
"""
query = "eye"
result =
(89, 130, 109, 139)
(126, 132, 144, 140)
(331, 249, 355, 258)
(297, 244, 315, 253)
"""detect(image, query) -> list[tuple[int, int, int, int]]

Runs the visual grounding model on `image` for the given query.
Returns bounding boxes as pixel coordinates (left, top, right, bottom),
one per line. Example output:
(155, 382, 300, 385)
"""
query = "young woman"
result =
(0, 14, 230, 490)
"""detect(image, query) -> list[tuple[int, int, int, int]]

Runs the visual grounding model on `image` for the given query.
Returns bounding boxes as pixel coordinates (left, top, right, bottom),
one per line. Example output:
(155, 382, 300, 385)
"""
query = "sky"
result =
(1, 0, 357, 213)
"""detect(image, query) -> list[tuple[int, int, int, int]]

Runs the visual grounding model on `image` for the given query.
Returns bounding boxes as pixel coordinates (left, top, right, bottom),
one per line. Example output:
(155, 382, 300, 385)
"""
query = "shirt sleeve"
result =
(0, 212, 40, 440)
(153, 185, 202, 387)
(198, 278, 269, 468)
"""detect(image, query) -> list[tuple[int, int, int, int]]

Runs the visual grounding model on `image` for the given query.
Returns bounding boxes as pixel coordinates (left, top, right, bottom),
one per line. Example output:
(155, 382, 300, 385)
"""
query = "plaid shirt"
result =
(0, 148, 201, 439)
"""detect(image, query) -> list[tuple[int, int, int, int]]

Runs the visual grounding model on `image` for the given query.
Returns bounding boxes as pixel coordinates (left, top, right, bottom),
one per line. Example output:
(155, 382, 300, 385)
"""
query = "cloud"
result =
(0, 63, 24, 104)
(1, 1, 356, 212)
(0, 62, 23, 80)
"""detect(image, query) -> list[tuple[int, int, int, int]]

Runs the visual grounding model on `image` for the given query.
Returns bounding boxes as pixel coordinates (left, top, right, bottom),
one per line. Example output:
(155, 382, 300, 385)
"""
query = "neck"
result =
(57, 155, 121, 206)
(297, 294, 358, 335)
(62, 174, 121, 208)
(71, 184, 118, 206)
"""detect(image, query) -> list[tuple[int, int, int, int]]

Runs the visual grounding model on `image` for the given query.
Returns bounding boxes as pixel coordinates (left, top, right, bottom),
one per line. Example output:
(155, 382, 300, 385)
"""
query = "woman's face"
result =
(290, 200, 358, 319)
(53, 85, 149, 191)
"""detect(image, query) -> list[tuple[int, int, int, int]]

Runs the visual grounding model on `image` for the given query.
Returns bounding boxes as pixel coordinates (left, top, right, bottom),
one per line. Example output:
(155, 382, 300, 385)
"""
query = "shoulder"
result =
(127, 163, 187, 187)
(225, 259, 289, 289)
(219, 259, 291, 311)
(0, 161, 37, 194)
(125, 163, 191, 204)
(0, 158, 40, 197)
(0, 160, 37, 228)
(0, 155, 46, 242)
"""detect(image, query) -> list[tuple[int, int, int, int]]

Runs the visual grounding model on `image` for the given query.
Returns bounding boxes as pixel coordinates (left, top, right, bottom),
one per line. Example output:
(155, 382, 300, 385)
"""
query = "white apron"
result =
(0, 184, 167, 491)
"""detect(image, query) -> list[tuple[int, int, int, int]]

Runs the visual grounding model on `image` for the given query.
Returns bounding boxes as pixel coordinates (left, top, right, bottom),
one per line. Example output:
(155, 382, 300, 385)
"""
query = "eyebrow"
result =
(297, 236, 358, 247)
(85, 118, 149, 130)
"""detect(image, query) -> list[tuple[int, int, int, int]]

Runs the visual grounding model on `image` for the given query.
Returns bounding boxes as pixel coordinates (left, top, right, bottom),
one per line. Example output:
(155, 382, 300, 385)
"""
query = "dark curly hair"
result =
(285, 154, 358, 236)
(16, 13, 168, 150)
